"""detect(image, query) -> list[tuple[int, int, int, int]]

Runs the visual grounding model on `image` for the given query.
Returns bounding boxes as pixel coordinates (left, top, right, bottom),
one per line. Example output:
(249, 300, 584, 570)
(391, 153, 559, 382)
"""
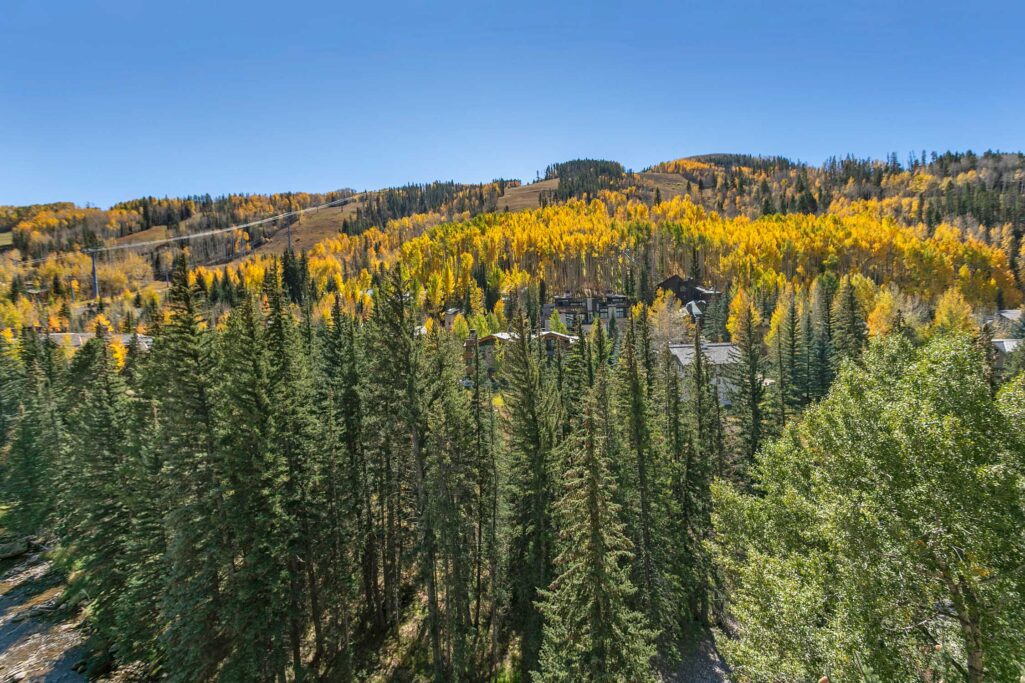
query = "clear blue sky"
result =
(2, 0, 1023, 207)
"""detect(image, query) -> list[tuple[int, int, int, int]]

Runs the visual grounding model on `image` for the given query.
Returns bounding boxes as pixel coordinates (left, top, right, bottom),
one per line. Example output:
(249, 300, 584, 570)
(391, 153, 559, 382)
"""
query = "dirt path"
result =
(0, 550, 86, 683)
(663, 628, 731, 683)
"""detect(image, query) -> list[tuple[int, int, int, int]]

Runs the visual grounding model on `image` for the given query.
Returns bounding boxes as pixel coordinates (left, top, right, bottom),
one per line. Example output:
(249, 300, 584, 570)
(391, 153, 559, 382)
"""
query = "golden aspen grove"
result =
(3, 153, 1025, 682)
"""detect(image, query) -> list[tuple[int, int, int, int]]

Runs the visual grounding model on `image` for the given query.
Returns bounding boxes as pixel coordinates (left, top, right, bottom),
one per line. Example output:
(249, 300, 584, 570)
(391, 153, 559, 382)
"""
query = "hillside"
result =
(2, 151, 1025, 682)
(3, 151, 1025, 335)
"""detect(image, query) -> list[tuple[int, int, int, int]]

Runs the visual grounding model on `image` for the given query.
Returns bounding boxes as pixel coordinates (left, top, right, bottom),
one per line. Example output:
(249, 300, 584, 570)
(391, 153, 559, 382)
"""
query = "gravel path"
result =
(0, 551, 86, 683)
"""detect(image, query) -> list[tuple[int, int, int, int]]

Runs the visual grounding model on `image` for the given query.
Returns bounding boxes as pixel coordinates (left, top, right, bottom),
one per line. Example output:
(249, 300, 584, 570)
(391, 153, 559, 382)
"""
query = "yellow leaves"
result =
(727, 288, 760, 341)
(89, 312, 113, 334)
(451, 313, 470, 339)
(932, 287, 977, 337)
(108, 335, 128, 370)
(647, 289, 689, 346)
(867, 288, 898, 338)
(649, 158, 714, 174)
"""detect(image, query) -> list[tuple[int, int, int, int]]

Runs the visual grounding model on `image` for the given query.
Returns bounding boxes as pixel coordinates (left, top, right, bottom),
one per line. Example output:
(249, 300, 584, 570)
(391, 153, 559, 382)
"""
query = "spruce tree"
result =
(614, 316, 674, 639)
(423, 330, 478, 680)
(324, 299, 379, 629)
(680, 329, 721, 620)
(264, 261, 327, 677)
(360, 266, 416, 631)
(3, 331, 63, 535)
(213, 293, 292, 681)
(115, 341, 169, 669)
(727, 290, 768, 466)
(317, 301, 366, 677)
(63, 336, 133, 651)
(831, 275, 866, 369)
(155, 255, 230, 681)
(467, 319, 502, 674)
(767, 285, 804, 427)
(535, 375, 656, 682)
(502, 312, 560, 678)
(808, 275, 838, 397)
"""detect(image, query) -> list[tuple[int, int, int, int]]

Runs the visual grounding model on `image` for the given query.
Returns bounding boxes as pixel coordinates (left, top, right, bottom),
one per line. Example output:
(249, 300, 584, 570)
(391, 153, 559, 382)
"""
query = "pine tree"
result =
(808, 275, 837, 398)
(213, 293, 291, 681)
(264, 261, 327, 678)
(3, 331, 63, 535)
(614, 316, 674, 639)
(535, 376, 656, 682)
(155, 255, 230, 681)
(62, 336, 133, 650)
(115, 342, 168, 669)
(830, 275, 866, 369)
(467, 319, 502, 674)
(767, 285, 804, 427)
(727, 289, 768, 466)
(502, 312, 560, 678)
(679, 329, 721, 620)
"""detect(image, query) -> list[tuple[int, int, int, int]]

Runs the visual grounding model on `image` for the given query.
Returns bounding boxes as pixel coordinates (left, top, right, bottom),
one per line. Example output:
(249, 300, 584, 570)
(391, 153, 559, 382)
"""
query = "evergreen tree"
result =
(324, 299, 379, 630)
(808, 274, 838, 398)
(502, 312, 560, 678)
(317, 301, 366, 677)
(213, 294, 291, 681)
(155, 256, 230, 681)
(614, 316, 674, 639)
(115, 341, 168, 669)
(3, 332, 63, 535)
(535, 376, 656, 682)
(679, 330, 721, 620)
(467, 321, 502, 674)
(766, 285, 804, 427)
(62, 337, 133, 651)
(560, 320, 592, 432)
(360, 267, 416, 632)
(264, 262, 328, 678)
(726, 290, 768, 466)
(830, 275, 866, 368)
(423, 330, 478, 680)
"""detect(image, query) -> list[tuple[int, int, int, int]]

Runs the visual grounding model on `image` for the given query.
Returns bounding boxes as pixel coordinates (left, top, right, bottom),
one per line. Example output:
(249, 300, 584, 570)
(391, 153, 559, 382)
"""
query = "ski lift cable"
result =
(82, 194, 360, 255)
(8, 194, 360, 268)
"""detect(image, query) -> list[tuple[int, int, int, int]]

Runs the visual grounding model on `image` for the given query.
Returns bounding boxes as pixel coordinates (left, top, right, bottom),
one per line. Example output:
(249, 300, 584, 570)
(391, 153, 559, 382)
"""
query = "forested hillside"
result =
(2, 152, 1025, 681)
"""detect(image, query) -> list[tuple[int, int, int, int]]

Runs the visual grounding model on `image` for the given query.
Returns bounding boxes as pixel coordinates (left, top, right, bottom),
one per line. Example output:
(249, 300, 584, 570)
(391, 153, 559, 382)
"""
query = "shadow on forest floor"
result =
(662, 626, 731, 683)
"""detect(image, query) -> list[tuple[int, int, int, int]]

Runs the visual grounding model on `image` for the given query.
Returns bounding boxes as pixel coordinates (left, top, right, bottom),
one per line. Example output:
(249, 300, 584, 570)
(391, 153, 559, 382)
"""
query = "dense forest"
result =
(2, 152, 1025, 681)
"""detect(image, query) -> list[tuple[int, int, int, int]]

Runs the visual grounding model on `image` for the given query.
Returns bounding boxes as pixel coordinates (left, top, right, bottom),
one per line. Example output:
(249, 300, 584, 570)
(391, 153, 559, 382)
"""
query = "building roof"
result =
(468, 330, 579, 347)
(684, 300, 705, 317)
(537, 330, 579, 343)
(998, 309, 1023, 322)
(48, 332, 153, 351)
(668, 342, 738, 367)
(993, 338, 1022, 354)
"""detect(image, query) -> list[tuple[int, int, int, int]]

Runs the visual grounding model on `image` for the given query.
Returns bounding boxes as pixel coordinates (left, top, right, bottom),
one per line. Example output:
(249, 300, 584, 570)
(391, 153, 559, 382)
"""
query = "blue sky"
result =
(2, 0, 1023, 207)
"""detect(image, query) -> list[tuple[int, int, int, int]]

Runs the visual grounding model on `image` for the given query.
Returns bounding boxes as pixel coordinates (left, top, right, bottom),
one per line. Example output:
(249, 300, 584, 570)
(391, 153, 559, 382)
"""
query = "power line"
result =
(83, 194, 359, 255)
(6, 194, 360, 267)
(8, 193, 362, 301)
